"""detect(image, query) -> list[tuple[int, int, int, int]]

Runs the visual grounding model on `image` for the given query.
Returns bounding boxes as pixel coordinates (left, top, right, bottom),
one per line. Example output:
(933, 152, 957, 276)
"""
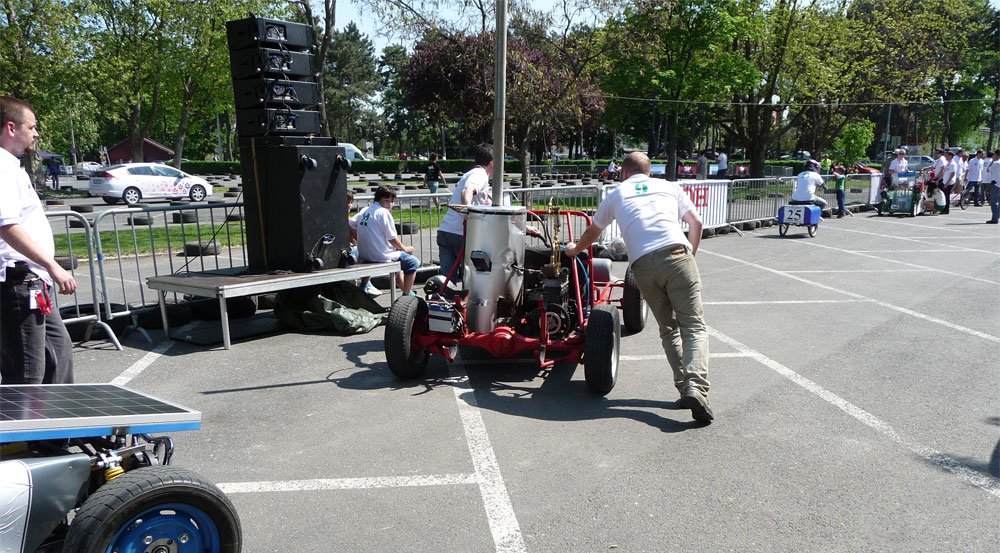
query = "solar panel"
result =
(0, 384, 200, 443)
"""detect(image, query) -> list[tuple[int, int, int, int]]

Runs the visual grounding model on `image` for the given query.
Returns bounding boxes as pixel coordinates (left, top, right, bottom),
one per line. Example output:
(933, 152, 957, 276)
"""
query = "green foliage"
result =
(180, 161, 241, 175)
(833, 120, 876, 163)
(325, 23, 380, 144)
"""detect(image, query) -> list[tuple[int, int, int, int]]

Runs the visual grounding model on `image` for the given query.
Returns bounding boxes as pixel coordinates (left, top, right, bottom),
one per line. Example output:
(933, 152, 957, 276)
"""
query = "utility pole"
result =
(69, 110, 77, 166)
(491, 0, 507, 201)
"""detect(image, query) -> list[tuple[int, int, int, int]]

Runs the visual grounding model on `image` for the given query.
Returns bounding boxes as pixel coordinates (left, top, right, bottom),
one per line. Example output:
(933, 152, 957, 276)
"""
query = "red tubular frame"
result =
(414, 209, 624, 368)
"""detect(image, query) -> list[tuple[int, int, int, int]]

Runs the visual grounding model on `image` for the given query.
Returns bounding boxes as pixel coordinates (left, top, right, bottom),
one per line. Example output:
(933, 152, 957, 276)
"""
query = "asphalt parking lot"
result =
(71, 206, 1000, 552)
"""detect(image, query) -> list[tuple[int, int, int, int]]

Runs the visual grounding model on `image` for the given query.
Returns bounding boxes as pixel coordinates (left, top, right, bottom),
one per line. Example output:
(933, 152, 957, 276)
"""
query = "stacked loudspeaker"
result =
(226, 15, 350, 272)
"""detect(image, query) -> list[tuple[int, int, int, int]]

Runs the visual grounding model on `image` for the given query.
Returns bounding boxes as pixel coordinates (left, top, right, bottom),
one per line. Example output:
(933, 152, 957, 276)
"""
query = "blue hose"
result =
(575, 256, 590, 315)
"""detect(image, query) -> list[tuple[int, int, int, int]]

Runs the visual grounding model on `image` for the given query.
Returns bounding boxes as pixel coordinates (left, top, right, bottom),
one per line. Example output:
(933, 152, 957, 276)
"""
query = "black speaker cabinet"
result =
(238, 140, 350, 272)
(234, 78, 321, 109)
(226, 16, 315, 51)
(229, 48, 316, 80)
(236, 107, 322, 137)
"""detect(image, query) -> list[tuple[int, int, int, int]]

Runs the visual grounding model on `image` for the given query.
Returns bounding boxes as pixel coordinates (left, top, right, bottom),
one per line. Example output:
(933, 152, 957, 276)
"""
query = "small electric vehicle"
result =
(875, 170, 925, 217)
(777, 203, 822, 237)
(0, 384, 241, 553)
(384, 204, 647, 395)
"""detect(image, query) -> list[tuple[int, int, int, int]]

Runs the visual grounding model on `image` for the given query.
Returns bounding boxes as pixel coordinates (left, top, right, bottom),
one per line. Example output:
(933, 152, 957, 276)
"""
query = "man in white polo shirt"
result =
(565, 152, 713, 423)
(940, 151, 959, 214)
(0, 96, 76, 384)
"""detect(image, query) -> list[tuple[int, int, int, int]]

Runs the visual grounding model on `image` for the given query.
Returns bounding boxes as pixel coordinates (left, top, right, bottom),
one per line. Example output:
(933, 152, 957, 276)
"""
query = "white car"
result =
(75, 161, 103, 179)
(89, 163, 212, 205)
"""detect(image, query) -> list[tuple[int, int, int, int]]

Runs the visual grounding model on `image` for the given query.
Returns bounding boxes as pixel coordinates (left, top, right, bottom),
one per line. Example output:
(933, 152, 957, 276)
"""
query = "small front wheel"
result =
(779, 223, 789, 236)
(385, 295, 430, 378)
(807, 224, 818, 237)
(62, 466, 241, 553)
(584, 304, 620, 395)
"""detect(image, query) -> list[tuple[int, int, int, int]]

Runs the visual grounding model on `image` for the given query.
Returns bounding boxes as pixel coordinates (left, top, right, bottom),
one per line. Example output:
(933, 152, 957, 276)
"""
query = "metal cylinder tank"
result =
(462, 205, 527, 333)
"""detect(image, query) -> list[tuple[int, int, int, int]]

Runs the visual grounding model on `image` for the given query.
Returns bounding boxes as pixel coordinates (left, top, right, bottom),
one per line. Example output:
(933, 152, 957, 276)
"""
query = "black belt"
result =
(3, 261, 37, 284)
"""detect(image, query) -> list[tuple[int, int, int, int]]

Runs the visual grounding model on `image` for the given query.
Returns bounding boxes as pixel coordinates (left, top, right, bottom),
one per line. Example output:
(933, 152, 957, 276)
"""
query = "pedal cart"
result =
(0, 384, 241, 553)
(777, 204, 822, 237)
(875, 170, 925, 216)
(384, 204, 648, 395)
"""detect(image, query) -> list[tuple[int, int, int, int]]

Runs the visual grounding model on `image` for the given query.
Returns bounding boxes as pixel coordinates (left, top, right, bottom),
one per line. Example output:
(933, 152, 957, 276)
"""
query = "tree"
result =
(323, 22, 380, 143)
(832, 120, 874, 164)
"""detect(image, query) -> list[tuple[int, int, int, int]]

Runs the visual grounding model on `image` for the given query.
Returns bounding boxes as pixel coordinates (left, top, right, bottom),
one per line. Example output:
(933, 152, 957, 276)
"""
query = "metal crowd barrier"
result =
(47, 210, 123, 350)
(90, 201, 249, 336)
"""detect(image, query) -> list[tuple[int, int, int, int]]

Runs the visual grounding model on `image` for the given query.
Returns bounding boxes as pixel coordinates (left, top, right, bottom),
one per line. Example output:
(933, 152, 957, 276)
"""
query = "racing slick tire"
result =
(621, 266, 647, 333)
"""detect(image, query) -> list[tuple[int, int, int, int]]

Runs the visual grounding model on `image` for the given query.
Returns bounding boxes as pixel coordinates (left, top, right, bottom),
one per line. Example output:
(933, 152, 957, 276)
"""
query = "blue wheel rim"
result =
(106, 502, 221, 553)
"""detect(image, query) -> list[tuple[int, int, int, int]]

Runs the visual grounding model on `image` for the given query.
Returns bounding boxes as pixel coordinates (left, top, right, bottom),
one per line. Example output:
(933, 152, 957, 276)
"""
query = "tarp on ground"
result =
(274, 281, 386, 335)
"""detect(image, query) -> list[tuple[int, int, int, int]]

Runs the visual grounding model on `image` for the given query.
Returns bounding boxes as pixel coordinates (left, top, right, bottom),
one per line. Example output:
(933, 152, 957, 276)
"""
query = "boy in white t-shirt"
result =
(350, 185, 421, 296)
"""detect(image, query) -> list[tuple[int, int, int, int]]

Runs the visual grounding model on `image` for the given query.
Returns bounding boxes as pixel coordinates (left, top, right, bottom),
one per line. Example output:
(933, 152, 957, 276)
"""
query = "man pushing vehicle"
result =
(564, 152, 713, 423)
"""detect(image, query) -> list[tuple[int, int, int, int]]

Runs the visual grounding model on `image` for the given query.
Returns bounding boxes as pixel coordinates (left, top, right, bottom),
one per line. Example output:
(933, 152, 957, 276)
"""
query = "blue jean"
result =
(990, 183, 1000, 222)
(436, 230, 464, 282)
(398, 252, 420, 275)
(835, 189, 845, 215)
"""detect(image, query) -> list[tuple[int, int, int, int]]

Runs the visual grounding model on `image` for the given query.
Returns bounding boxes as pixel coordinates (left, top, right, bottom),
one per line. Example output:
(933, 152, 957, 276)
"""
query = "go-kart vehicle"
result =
(0, 384, 241, 553)
(384, 204, 648, 395)
(876, 170, 925, 217)
(777, 203, 822, 237)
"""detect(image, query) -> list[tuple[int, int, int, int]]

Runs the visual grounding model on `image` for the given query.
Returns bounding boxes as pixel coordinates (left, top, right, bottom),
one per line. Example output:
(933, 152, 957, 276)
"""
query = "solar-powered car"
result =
(0, 384, 241, 553)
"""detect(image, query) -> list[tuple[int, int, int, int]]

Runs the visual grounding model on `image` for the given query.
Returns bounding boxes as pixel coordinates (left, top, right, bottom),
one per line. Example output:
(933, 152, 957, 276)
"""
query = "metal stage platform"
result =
(146, 262, 399, 349)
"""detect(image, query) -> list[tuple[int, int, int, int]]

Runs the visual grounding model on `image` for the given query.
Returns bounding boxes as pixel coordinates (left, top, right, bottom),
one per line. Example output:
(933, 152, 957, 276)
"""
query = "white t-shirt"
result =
(792, 170, 825, 202)
(888, 157, 908, 173)
(607, 161, 617, 173)
(0, 148, 54, 285)
(930, 188, 946, 207)
(985, 159, 1000, 184)
(941, 159, 958, 185)
(350, 203, 400, 263)
(717, 152, 728, 170)
(967, 157, 983, 182)
(592, 174, 695, 261)
(958, 158, 968, 181)
(932, 155, 947, 176)
(438, 166, 492, 235)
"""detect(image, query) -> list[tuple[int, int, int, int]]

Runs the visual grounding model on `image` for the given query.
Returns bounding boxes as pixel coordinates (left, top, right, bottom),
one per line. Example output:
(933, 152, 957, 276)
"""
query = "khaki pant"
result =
(630, 246, 710, 396)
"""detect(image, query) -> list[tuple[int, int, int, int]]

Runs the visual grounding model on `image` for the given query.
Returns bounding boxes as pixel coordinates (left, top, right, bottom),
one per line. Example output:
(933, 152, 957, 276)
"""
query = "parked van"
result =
(338, 143, 368, 161)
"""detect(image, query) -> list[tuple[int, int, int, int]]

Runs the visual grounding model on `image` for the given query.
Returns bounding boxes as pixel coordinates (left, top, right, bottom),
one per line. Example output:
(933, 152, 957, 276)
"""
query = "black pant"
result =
(941, 184, 954, 213)
(1, 264, 74, 384)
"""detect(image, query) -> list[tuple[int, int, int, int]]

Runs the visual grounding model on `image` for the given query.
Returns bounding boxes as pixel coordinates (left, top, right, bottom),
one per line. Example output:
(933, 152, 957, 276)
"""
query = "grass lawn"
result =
(55, 222, 245, 258)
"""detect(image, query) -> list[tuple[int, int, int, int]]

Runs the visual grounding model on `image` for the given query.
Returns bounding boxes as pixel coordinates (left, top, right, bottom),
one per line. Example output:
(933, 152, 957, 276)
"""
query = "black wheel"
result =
(959, 190, 968, 210)
(385, 295, 430, 378)
(62, 466, 241, 553)
(584, 304, 620, 395)
(102, 196, 119, 205)
(779, 223, 789, 236)
(874, 203, 883, 216)
(807, 224, 818, 237)
(122, 187, 142, 205)
(621, 266, 647, 333)
(189, 184, 207, 202)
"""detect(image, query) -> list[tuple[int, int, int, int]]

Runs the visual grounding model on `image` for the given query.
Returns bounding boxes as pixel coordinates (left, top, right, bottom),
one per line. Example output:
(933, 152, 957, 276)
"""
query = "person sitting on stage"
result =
(350, 185, 420, 297)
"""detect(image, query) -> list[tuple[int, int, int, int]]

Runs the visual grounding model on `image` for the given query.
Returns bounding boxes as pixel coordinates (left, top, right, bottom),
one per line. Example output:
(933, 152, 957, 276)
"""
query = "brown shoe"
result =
(679, 390, 714, 423)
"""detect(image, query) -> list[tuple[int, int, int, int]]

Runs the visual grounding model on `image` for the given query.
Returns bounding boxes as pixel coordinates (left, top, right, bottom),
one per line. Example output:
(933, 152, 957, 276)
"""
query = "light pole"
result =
(491, 0, 507, 200)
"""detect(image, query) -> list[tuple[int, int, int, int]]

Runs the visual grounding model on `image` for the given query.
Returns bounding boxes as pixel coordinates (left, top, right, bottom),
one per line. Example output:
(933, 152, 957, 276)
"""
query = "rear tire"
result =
(779, 223, 789, 236)
(584, 304, 620, 395)
(385, 295, 430, 378)
(807, 224, 818, 237)
(62, 466, 241, 553)
(621, 267, 647, 333)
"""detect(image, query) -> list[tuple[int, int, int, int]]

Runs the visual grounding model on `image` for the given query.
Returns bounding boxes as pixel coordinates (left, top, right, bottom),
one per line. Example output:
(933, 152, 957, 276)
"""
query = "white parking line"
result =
(700, 249, 1000, 343)
(218, 473, 479, 494)
(783, 269, 925, 273)
(706, 326, 1000, 499)
(110, 322, 199, 386)
(850, 249, 993, 253)
(791, 241, 1000, 285)
(621, 352, 753, 361)
(448, 364, 527, 553)
(703, 299, 873, 305)
(828, 226, 1000, 254)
